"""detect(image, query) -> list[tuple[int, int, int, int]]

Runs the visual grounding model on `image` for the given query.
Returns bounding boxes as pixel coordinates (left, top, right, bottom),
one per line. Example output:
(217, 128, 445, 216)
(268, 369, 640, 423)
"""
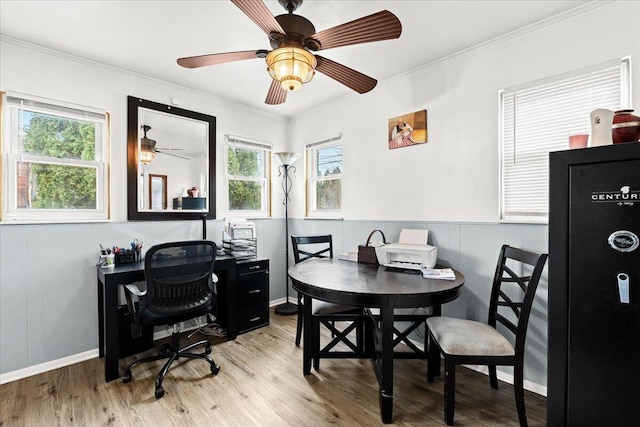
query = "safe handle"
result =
(618, 273, 630, 304)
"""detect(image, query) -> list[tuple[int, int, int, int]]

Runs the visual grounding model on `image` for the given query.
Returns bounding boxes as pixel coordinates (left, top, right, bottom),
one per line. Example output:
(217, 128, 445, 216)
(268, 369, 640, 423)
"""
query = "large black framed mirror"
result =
(127, 96, 216, 220)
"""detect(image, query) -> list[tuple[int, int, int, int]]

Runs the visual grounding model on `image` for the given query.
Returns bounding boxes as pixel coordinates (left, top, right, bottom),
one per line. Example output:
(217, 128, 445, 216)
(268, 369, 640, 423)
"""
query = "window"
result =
(225, 135, 271, 217)
(500, 58, 630, 222)
(2, 92, 109, 222)
(306, 135, 343, 217)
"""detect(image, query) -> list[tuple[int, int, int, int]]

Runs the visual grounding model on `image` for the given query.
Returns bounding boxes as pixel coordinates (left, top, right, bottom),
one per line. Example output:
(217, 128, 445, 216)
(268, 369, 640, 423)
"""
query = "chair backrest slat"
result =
(495, 313, 519, 335)
(291, 235, 333, 264)
(488, 244, 548, 357)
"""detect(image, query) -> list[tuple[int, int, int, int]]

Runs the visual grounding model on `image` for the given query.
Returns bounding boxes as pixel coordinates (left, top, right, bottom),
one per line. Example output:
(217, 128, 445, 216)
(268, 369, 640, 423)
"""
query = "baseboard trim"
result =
(269, 297, 289, 307)
(0, 349, 99, 385)
(463, 364, 547, 397)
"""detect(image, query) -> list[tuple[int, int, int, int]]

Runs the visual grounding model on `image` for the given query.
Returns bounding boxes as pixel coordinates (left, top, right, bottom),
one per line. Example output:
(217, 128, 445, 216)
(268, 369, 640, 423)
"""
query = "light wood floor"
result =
(0, 309, 546, 426)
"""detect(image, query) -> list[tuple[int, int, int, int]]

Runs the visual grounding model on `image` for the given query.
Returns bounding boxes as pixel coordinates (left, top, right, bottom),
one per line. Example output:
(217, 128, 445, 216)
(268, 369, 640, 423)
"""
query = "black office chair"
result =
(122, 240, 221, 398)
(291, 235, 364, 369)
(426, 245, 547, 426)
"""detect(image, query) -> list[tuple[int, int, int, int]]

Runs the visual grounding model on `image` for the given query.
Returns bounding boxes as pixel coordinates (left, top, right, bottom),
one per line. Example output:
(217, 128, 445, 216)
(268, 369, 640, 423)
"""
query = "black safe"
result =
(549, 143, 640, 426)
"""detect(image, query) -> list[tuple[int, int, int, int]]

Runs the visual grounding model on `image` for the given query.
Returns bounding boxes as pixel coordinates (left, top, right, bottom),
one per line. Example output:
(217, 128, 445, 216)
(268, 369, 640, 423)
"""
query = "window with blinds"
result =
(500, 58, 630, 222)
(225, 135, 271, 216)
(2, 92, 110, 222)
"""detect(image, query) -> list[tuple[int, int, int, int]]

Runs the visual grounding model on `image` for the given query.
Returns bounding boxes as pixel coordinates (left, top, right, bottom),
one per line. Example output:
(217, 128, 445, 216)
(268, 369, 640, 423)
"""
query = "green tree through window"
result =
(228, 145, 264, 211)
(21, 113, 97, 209)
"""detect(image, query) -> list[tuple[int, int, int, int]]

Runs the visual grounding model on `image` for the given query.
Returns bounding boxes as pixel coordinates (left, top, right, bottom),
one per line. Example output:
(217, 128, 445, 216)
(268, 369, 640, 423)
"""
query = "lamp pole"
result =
(274, 152, 300, 316)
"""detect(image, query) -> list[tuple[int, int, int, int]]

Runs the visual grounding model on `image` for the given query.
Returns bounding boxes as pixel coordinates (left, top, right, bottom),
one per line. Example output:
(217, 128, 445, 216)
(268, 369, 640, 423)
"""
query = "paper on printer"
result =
(375, 229, 438, 269)
(223, 218, 256, 240)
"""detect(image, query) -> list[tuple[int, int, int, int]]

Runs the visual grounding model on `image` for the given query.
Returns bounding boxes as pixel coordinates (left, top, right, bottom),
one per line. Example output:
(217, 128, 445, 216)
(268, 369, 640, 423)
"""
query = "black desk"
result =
(97, 254, 237, 382)
(289, 258, 465, 424)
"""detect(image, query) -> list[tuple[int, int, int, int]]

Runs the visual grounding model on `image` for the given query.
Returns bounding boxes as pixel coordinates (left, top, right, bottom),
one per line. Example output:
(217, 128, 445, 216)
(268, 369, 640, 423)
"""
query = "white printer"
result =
(375, 229, 438, 269)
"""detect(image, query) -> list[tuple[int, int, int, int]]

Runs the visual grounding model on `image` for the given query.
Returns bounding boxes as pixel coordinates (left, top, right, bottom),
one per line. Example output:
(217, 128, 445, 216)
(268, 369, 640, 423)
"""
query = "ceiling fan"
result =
(177, 0, 402, 105)
(140, 125, 189, 165)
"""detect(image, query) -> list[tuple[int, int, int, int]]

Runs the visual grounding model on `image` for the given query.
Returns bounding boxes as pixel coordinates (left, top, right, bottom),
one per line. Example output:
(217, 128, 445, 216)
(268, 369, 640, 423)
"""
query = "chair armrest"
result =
(125, 283, 146, 297)
(124, 284, 146, 325)
(211, 273, 219, 294)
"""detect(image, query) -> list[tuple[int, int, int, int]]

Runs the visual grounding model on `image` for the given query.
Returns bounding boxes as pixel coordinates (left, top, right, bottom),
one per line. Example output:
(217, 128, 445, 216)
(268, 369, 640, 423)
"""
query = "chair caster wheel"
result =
(204, 344, 212, 354)
(122, 370, 132, 383)
(211, 364, 220, 375)
(159, 343, 172, 355)
(155, 386, 165, 399)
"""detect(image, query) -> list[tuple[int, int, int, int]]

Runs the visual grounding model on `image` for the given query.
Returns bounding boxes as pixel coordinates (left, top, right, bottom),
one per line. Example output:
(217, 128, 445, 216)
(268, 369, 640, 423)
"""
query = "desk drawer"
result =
(237, 259, 269, 334)
(236, 259, 269, 275)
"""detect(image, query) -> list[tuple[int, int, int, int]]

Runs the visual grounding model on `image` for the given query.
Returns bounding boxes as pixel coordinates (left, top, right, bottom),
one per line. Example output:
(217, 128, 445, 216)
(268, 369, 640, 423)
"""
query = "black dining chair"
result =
(291, 235, 364, 369)
(122, 240, 221, 398)
(426, 244, 547, 427)
(291, 235, 332, 346)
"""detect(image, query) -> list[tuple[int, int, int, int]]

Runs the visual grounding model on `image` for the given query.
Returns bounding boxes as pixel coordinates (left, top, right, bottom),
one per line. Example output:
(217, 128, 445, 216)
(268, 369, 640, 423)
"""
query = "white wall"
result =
(289, 1, 640, 222)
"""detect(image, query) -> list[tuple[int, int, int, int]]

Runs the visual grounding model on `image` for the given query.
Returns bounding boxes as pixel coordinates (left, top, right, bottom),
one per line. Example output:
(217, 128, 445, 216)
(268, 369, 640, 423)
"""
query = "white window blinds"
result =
(500, 58, 630, 221)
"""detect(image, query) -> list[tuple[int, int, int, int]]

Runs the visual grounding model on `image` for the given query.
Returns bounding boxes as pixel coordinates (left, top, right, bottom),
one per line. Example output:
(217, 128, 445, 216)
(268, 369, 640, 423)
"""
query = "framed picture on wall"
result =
(388, 110, 428, 149)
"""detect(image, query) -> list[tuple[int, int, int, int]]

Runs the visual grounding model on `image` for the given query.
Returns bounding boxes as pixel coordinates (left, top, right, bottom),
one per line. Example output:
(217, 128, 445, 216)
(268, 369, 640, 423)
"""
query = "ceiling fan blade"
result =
(155, 150, 190, 160)
(177, 50, 265, 69)
(231, 0, 285, 36)
(265, 79, 287, 105)
(310, 10, 402, 51)
(315, 55, 377, 94)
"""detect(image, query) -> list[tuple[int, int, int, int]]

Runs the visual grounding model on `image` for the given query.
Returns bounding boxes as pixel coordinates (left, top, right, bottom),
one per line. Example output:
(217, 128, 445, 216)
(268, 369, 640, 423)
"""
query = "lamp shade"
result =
(266, 47, 316, 92)
(140, 146, 156, 165)
(274, 152, 301, 166)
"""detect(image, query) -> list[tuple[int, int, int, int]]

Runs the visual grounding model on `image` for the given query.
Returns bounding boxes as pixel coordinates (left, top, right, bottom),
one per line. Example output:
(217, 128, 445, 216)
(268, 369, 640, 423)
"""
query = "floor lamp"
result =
(274, 151, 301, 316)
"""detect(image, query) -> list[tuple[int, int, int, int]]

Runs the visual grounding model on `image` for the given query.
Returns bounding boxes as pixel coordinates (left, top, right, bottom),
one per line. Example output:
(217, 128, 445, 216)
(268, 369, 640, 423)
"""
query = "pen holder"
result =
(99, 254, 115, 268)
(115, 249, 139, 266)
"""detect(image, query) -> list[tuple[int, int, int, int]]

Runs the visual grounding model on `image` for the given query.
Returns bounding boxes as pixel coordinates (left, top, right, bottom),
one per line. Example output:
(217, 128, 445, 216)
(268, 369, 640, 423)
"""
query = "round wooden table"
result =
(289, 258, 465, 424)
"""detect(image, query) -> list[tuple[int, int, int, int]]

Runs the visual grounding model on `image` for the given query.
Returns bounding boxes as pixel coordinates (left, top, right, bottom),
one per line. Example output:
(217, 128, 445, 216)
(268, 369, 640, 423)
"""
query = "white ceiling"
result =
(0, 0, 591, 117)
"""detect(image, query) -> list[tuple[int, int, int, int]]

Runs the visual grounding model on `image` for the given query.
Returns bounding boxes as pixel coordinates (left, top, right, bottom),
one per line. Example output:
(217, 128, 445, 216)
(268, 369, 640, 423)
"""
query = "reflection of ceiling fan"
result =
(177, 0, 402, 105)
(140, 125, 189, 165)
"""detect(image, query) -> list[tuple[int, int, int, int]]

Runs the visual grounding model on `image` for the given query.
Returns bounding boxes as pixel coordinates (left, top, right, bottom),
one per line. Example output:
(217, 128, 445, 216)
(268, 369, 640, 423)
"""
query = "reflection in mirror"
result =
(149, 174, 167, 210)
(138, 109, 208, 211)
(127, 96, 216, 220)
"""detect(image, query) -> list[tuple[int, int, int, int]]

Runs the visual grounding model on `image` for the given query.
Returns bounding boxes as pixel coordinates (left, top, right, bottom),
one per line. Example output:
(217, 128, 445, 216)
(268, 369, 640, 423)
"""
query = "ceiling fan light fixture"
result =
(140, 125, 157, 165)
(140, 146, 156, 165)
(266, 47, 316, 92)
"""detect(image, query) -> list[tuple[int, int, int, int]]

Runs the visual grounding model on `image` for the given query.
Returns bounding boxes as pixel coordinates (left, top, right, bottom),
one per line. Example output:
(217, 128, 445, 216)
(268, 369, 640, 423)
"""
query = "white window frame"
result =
(500, 58, 631, 223)
(224, 135, 271, 218)
(306, 135, 343, 219)
(1, 92, 110, 222)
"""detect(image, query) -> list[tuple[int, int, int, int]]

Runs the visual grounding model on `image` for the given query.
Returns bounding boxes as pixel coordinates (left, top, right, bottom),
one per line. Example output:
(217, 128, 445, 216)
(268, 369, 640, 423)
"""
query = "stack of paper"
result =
(421, 268, 456, 280)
